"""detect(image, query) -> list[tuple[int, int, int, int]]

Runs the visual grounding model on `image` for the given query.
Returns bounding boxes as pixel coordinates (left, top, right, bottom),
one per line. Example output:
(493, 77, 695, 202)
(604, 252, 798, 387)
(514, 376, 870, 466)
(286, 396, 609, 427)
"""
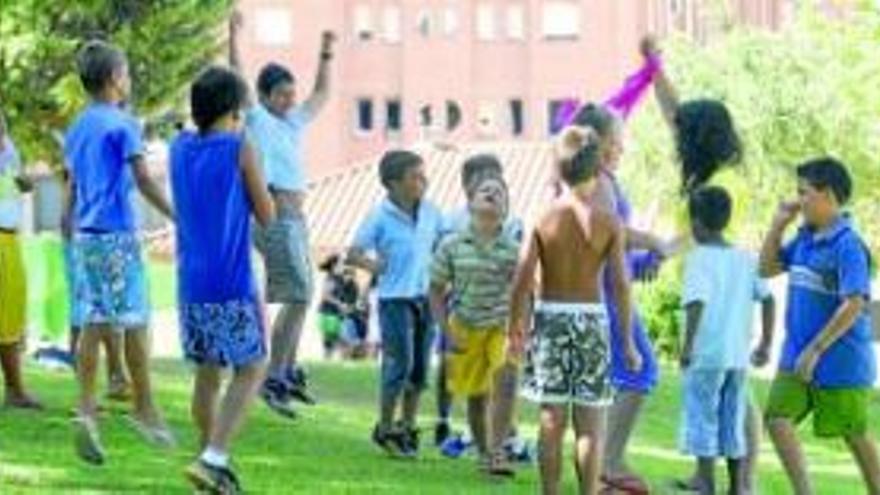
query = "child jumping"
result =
(760, 157, 880, 495)
(509, 126, 641, 495)
(171, 65, 275, 494)
(63, 40, 175, 464)
(679, 186, 774, 495)
(348, 150, 445, 458)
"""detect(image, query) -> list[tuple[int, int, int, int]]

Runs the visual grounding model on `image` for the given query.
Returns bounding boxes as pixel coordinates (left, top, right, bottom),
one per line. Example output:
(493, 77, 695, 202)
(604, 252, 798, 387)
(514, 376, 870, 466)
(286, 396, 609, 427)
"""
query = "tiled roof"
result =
(305, 141, 558, 254)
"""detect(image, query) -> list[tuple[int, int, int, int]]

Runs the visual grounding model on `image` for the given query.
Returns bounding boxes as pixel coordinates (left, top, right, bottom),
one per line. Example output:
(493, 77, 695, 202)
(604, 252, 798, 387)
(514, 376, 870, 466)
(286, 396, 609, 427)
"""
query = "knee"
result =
(541, 409, 568, 438)
(764, 416, 792, 436)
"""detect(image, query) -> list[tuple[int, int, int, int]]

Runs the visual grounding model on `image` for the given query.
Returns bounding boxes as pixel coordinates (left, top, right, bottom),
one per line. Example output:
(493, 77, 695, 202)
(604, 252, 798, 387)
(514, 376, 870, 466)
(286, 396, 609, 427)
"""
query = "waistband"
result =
(536, 301, 606, 315)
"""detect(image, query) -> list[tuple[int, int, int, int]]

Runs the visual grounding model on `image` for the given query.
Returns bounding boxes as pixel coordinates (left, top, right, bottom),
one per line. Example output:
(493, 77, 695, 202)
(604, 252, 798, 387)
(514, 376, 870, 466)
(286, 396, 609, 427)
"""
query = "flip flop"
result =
(601, 473, 650, 495)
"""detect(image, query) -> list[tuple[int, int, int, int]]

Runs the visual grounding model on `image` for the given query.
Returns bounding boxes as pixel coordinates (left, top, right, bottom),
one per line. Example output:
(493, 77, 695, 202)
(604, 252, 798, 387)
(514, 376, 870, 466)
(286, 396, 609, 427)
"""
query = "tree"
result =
(0, 0, 233, 164)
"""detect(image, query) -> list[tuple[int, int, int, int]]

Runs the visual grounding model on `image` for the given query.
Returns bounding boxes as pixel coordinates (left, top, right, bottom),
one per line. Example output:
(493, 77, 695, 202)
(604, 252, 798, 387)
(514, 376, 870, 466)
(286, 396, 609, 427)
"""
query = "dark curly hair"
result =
(675, 99, 742, 194)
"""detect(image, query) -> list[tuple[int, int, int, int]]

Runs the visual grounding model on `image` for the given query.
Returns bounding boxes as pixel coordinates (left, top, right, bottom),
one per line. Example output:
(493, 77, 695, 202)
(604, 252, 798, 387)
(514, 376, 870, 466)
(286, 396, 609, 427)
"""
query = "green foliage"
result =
(0, 0, 233, 165)
(621, 5, 880, 358)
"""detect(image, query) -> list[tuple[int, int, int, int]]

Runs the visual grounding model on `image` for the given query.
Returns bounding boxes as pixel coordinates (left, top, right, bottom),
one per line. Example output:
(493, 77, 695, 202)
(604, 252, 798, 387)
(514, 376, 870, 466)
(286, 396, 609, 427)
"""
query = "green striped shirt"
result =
(430, 227, 520, 328)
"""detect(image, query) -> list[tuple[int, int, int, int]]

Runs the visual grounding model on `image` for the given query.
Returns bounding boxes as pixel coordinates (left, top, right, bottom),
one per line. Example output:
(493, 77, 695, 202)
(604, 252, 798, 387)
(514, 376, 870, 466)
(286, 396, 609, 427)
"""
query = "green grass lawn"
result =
(0, 361, 874, 494)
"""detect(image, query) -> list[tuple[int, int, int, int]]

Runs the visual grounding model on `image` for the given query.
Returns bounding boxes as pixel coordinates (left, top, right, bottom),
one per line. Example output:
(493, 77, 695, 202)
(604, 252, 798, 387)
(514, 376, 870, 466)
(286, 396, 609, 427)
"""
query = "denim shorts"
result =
(680, 368, 747, 458)
(378, 298, 435, 397)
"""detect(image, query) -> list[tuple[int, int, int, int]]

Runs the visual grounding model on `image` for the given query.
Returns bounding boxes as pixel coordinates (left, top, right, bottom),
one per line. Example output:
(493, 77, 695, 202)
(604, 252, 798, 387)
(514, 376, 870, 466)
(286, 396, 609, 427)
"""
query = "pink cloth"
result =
(555, 54, 662, 128)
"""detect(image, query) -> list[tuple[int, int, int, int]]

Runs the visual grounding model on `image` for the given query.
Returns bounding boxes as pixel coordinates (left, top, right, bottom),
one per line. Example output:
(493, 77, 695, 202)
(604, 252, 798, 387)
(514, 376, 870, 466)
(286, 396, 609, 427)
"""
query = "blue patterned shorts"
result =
(180, 299, 266, 368)
(680, 368, 747, 459)
(72, 232, 149, 328)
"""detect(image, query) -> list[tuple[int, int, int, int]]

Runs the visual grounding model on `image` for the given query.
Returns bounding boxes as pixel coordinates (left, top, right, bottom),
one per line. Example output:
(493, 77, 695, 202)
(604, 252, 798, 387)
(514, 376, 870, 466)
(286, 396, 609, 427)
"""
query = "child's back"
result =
(683, 245, 767, 369)
(170, 131, 255, 303)
(66, 103, 142, 232)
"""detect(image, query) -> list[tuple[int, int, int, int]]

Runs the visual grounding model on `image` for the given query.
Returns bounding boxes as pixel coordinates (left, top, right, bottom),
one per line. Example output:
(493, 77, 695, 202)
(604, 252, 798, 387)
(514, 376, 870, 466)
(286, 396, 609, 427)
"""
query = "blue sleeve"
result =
(837, 235, 871, 299)
(120, 118, 144, 163)
(352, 211, 380, 252)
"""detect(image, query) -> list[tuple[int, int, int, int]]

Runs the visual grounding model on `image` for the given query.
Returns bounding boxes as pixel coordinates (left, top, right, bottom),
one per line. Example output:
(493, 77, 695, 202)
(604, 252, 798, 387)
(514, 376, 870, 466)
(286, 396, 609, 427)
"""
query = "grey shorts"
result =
(252, 211, 314, 304)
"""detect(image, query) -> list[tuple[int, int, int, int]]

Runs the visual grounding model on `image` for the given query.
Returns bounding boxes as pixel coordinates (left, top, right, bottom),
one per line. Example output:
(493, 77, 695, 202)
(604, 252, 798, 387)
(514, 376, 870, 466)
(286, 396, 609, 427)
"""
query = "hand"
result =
(640, 34, 660, 59)
(679, 352, 691, 370)
(751, 346, 771, 368)
(624, 342, 643, 373)
(794, 346, 821, 383)
(773, 200, 800, 229)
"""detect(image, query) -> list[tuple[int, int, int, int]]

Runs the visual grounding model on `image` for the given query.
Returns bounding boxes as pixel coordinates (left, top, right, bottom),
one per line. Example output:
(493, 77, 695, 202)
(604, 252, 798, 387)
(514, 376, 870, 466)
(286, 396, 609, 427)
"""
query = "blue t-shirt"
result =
(682, 245, 771, 370)
(64, 102, 144, 233)
(353, 198, 445, 300)
(245, 104, 312, 193)
(779, 215, 876, 388)
(170, 131, 256, 303)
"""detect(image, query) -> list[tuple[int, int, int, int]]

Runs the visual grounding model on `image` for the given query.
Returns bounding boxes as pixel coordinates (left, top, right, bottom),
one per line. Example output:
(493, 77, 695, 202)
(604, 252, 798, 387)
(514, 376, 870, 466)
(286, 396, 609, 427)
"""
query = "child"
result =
(230, 13, 336, 414)
(63, 40, 175, 464)
(0, 111, 42, 410)
(509, 126, 640, 495)
(760, 157, 880, 495)
(679, 186, 774, 495)
(348, 149, 445, 457)
(171, 66, 274, 494)
(430, 174, 519, 475)
(317, 254, 360, 359)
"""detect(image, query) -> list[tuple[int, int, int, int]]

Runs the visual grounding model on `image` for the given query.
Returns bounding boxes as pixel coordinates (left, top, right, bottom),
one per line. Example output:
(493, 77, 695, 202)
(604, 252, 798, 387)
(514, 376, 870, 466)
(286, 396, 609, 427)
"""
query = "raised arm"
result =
(641, 36, 679, 131)
(239, 138, 275, 227)
(759, 201, 799, 277)
(228, 10, 244, 71)
(300, 31, 336, 117)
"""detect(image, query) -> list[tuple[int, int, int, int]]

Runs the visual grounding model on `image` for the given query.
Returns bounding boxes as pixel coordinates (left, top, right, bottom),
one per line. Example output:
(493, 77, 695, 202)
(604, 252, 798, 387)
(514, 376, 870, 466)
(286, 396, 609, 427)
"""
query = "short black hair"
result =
(675, 99, 742, 193)
(77, 40, 127, 96)
(190, 66, 249, 132)
(688, 186, 732, 232)
(573, 103, 616, 140)
(318, 253, 341, 273)
(461, 154, 502, 191)
(559, 136, 601, 187)
(379, 150, 423, 189)
(796, 156, 852, 205)
(256, 62, 295, 98)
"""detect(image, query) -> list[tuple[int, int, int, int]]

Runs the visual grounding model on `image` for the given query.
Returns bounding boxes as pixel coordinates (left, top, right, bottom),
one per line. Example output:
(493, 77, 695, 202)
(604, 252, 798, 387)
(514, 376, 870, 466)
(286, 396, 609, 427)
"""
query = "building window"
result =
(353, 5, 374, 41)
(446, 101, 462, 132)
(443, 7, 459, 36)
(547, 99, 570, 135)
(356, 98, 374, 132)
(416, 9, 433, 37)
(382, 6, 401, 42)
(542, 1, 581, 39)
(476, 3, 496, 41)
(506, 4, 526, 40)
(386, 99, 402, 132)
(510, 99, 524, 136)
(254, 8, 292, 46)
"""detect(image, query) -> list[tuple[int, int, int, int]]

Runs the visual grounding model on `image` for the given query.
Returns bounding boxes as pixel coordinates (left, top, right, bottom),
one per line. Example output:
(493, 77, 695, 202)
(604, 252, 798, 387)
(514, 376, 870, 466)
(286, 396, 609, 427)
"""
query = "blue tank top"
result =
(170, 131, 256, 303)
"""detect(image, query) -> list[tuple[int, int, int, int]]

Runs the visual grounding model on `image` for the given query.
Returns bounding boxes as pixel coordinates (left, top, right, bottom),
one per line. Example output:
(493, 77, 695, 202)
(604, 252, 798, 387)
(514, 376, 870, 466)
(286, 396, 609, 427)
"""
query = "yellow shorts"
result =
(0, 232, 26, 344)
(445, 317, 506, 397)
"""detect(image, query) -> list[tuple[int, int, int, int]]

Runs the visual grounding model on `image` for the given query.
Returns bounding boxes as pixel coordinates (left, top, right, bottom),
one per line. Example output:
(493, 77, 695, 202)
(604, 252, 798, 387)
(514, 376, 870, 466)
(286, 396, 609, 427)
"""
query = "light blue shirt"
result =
(353, 198, 445, 300)
(245, 104, 312, 193)
(0, 137, 23, 229)
(682, 245, 771, 369)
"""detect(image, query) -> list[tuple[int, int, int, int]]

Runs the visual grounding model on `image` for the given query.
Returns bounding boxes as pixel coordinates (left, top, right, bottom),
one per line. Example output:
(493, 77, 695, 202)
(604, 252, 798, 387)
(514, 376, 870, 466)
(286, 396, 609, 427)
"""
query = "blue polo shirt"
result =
(778, 215, 876, 388)
(353, 198, 445, 300)
(64, 102, 144, 233)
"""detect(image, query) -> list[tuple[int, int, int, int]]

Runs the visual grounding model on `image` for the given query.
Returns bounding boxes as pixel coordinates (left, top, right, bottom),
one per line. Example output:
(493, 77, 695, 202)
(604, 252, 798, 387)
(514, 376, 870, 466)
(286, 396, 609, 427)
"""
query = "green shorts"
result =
(318, 313, 342, 341)
(765, 372, 870, 438)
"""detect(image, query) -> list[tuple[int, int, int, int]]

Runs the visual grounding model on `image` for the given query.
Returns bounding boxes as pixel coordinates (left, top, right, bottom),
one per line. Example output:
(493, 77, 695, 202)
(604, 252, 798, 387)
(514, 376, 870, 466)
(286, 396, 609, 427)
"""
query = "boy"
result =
(173, 66, 275, 493)
(430, 174, 519, 475)
(509, 126, 641, 495)
(679, 186, 774, 495)
(348, 149, 445, 457)
(63, 40, 175, 465)
(229, 11, 336, 416)
(760, 157, 880, 495)
(0, 111, 42, 409)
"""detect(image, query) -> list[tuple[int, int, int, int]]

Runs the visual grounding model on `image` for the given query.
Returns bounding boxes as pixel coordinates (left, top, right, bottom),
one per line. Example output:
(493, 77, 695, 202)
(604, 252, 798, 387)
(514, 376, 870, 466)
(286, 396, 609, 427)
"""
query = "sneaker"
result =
(73, 416, 105, 465)
(487, 449, 516, 478)
(371, 423, 401, 456)
(261, 378, 297, 420)
(185, 459, 242, 494)
(504, 435, 535, 464)
(440, 432, 472, 459)
(284, 367, 316, 405)
(434, 421, 451, 447)
(399, 422, 420, 457)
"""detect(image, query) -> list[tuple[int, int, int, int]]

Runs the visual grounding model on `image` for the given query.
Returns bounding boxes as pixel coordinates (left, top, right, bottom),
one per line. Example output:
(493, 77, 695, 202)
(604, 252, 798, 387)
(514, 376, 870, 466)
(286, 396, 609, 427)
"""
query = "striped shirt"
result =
(431, 226, 520, 328)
